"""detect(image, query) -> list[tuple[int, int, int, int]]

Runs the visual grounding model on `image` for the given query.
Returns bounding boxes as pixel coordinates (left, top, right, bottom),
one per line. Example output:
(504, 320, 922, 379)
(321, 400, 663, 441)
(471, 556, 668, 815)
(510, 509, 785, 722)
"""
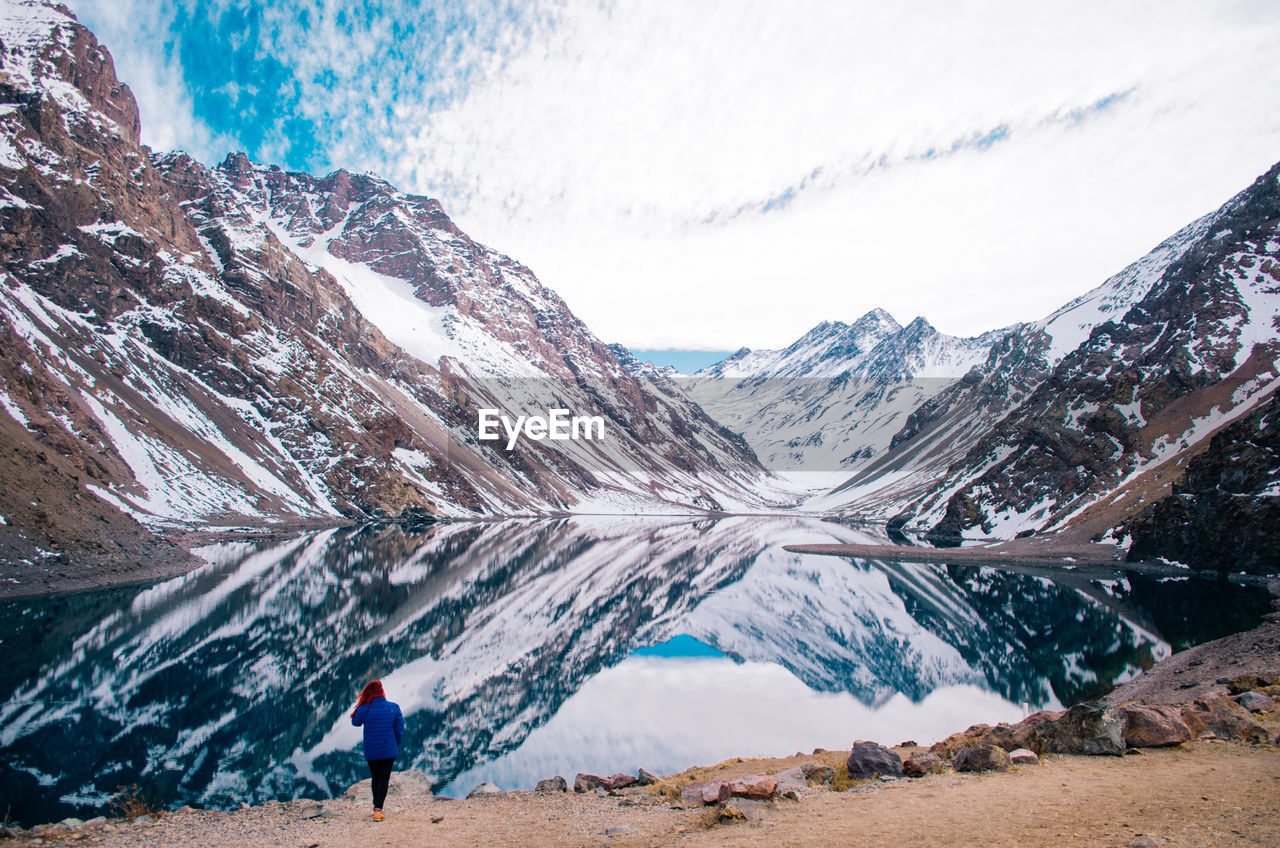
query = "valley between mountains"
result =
(0, 0, 1277, 594)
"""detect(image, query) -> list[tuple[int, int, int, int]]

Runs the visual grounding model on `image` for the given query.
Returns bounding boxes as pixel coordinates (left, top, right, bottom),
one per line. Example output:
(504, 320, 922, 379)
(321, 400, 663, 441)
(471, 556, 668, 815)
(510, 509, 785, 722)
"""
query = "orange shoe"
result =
(373, 810, 385, 822)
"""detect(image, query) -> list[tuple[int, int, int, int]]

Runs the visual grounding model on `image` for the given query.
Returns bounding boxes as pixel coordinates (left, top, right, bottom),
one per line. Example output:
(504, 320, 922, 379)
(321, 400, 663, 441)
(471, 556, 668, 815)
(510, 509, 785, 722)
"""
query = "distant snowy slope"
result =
(685, 309, 1005, 489)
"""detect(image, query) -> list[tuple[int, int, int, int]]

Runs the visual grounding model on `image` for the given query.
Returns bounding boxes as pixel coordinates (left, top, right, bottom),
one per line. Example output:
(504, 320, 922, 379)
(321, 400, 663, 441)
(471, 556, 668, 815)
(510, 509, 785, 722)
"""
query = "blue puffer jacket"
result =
(351, 697, 404, 760)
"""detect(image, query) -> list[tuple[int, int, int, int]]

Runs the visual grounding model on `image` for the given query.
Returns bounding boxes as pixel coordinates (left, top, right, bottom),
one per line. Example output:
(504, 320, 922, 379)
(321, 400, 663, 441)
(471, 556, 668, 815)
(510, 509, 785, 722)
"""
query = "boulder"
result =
(728, 775, 778, 800)
(343, 770, 435, 802)
(680, 781, 731, 806)
(636, 768, 661, 786)
(1234, 691, 1275, 713)
(298, 804, 333, 819)
(1122, 704, 1193, 748)
(984, 711, 1059, 754)
(1008, 748, 1040, 765)
(535, 776, 568, 793)
(608, 773, 638, 790)
(1038, 702, 1126, 756)
(931, 710, 1060, 757)
(574, 773, 611, 793)
(800, 764, 835, 785)
(902, 752, 947, 777)
(466, 782, 502, 799)
(1181, 695, 1268, 743)
(846, 741, 904, 780)
(953, 744, 1011, 773)
(772, 767, 809, 793)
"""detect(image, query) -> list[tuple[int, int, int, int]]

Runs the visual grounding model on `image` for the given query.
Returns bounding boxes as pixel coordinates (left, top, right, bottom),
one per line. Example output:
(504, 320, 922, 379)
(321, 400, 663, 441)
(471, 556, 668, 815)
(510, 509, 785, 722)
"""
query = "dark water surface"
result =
(0, 516, 1270, 825)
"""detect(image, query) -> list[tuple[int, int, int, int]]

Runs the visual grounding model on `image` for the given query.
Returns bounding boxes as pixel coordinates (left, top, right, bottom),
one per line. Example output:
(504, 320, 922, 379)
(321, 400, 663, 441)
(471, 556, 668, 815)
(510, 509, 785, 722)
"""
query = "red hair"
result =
(352, 680, 385, 717)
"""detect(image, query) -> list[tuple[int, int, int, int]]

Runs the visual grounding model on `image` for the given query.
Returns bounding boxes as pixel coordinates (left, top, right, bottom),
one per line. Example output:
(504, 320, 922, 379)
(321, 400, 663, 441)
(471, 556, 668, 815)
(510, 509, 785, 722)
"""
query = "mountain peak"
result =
(856, 307, 900, 327)
(902, 316, 937, 337)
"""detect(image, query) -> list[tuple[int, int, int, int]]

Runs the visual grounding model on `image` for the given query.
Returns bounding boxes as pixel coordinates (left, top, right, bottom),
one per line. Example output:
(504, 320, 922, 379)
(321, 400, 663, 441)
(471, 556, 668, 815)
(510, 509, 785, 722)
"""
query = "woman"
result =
(351, 680, 405, 821)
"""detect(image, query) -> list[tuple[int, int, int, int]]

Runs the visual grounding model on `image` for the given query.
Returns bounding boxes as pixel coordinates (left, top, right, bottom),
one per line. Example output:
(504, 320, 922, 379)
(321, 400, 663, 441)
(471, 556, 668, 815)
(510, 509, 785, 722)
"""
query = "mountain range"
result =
(0, 0, 786, 589)
(686, 165, 1279, 572)
(0, 0, 1276, 582)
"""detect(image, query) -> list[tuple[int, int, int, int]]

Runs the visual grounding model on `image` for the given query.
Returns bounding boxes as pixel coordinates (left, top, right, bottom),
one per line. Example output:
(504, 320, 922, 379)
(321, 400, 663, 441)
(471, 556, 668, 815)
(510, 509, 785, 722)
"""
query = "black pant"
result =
(367, 758, 395, 809)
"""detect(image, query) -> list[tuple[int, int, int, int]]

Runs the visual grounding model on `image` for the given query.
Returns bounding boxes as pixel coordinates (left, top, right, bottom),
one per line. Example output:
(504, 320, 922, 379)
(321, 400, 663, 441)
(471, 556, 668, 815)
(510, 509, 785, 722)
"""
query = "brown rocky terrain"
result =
(1122, 392, 1280, 574)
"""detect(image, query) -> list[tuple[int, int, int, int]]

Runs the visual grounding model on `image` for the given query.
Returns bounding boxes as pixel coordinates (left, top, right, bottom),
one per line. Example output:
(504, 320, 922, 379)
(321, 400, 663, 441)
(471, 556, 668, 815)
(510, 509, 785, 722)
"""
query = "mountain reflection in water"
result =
(0, 516, 1270, 826)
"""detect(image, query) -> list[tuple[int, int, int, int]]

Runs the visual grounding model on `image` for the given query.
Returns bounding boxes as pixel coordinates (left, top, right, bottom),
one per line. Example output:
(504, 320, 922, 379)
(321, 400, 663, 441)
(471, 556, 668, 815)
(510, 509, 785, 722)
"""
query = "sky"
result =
(72, 0, 1280, 353)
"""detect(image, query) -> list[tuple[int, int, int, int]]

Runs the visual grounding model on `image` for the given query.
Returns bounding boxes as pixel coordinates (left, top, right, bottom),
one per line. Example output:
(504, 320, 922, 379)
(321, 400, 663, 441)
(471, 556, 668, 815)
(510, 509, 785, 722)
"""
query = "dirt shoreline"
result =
(13, 742, 1279, 847)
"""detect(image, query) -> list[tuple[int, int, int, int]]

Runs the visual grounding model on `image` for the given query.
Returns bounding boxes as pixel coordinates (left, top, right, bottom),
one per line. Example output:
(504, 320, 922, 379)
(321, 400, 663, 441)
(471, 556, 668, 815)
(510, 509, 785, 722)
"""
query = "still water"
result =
(0, 516, 1271, 825)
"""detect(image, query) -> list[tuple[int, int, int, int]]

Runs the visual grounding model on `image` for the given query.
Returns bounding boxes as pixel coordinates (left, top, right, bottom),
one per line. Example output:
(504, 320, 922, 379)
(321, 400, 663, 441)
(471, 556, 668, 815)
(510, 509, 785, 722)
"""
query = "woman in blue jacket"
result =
(351, 680, 405, 820)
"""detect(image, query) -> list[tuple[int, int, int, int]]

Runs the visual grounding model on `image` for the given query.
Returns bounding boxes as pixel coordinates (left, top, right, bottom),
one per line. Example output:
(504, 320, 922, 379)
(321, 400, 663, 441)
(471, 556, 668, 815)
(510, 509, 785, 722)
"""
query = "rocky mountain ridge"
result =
(685, 308, 1006, 481)
(908, 162, 1280, 559)
(692, 162, 1279, 569)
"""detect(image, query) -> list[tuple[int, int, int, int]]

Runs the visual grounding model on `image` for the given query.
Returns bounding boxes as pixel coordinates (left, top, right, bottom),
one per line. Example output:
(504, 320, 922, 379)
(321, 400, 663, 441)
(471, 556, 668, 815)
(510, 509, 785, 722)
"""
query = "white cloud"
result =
(68, 0, 240, 163)
(66, 0, 1280, 350)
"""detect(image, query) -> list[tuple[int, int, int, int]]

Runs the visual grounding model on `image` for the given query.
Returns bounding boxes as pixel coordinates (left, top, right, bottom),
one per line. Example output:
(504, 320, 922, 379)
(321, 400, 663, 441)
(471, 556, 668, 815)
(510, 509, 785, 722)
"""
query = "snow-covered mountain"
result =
(806, 200, 1228, 523)
(0, 0, 785, 580)
(895, 163, 1280, 554)
(689, 161, 1279, 568)
(685, 309, 1006, 485)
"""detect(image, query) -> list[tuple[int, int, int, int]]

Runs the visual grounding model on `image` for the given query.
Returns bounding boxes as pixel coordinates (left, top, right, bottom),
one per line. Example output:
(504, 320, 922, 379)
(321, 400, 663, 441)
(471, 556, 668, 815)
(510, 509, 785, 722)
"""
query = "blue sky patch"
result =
(629, 634, 726, 659)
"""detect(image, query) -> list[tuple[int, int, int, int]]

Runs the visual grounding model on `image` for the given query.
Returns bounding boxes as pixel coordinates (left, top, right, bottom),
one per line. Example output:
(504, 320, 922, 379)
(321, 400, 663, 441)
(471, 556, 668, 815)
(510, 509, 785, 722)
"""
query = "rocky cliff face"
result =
(1123, 392, 1280, 574)
(906, 162, 1280, 546)
(0, 0, 781, 586)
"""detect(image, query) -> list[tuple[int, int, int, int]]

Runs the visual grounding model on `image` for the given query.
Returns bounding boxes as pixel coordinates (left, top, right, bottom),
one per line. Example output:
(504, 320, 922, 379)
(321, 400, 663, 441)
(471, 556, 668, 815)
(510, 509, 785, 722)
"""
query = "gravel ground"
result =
(12, 743, 1280, 848)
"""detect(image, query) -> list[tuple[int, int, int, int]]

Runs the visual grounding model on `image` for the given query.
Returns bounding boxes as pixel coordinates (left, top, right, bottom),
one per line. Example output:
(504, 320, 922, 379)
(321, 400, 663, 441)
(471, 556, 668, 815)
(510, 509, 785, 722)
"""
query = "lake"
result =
(0, 516, 1271, 826)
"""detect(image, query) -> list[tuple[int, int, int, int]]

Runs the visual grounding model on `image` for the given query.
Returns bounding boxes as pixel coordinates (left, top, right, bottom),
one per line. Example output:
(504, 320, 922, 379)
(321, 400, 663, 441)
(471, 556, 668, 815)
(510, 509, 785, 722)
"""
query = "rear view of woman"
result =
(351, 680, 405, 821)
